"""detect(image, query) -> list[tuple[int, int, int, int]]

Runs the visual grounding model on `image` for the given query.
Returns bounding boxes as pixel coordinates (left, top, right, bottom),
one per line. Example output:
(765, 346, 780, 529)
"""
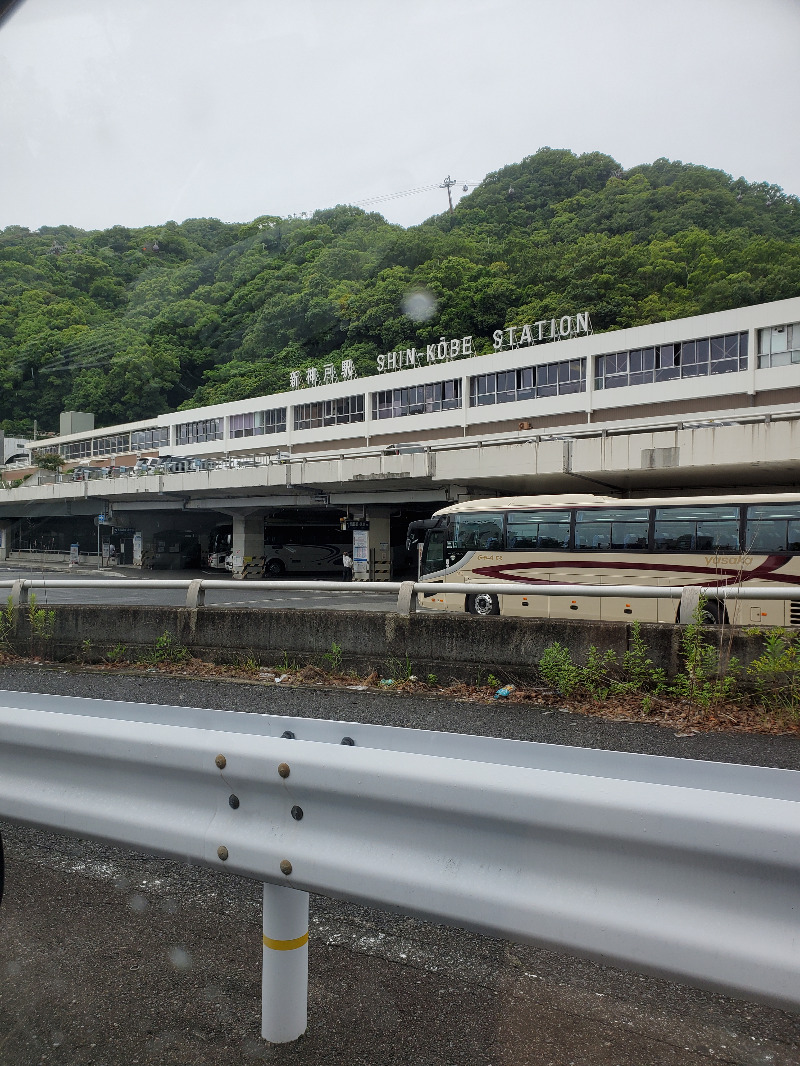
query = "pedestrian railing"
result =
(0, 575, 798, 622)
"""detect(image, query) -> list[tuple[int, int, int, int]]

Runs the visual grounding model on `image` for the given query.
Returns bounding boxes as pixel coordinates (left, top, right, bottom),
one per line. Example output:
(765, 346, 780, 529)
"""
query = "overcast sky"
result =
(1, 0, 799, 233)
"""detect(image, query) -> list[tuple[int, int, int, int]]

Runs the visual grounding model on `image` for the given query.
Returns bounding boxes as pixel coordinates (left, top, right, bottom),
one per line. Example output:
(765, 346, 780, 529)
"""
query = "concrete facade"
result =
(26, 297, 800, 470)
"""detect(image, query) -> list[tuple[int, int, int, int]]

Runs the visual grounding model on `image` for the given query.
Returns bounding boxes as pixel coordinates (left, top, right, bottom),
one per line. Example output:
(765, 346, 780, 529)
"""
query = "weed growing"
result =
(322, 642, 343, 672)
(140, 632, 189, 666)
(28, 593, 55, 642)
(745, 627, 800, 713)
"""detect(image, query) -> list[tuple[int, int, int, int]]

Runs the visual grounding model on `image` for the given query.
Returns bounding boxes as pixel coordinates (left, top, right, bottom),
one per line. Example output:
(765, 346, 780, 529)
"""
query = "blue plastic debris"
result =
(494, 685, 516, 699)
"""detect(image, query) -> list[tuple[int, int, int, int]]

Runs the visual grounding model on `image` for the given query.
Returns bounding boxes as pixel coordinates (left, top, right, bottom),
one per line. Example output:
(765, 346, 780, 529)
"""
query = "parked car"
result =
(70, 466, 103, 481)
(133, 456, 161, 474)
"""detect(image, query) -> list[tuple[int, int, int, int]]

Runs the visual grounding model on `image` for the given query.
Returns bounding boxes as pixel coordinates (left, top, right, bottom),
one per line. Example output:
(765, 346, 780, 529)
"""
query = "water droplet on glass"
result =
(169, 946, 192, 970)
(128, 893, 148, 913)
(401, 288, 437, 323)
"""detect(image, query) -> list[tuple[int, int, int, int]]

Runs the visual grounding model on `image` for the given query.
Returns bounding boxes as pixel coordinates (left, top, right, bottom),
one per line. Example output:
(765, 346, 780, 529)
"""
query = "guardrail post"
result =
(679, 586, 700, 624)
(185, 579, 205, 610)
(396, 580, 417, 615)
(261, 883, 309, 1043)
(10, 579, 28, 610)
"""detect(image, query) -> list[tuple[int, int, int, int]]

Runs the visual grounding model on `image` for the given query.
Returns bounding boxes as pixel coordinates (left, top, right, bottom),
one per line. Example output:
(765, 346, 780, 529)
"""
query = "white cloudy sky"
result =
(1, 0, 798, 232)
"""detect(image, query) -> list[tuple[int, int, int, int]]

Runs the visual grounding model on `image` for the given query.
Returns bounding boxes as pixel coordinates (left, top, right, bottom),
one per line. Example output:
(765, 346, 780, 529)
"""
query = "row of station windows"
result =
(44, 320, 796, 458)
(595, 333, 748, 390)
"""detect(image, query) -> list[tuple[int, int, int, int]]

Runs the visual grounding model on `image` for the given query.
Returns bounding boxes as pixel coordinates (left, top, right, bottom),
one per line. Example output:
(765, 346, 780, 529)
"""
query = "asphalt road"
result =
(1, 669, 799, 1066)
(0, 565, 399, 612)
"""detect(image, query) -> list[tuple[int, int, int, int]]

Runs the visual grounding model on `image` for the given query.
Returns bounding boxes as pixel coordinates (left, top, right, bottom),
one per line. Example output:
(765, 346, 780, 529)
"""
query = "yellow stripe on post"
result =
(262, 930, 309, 952)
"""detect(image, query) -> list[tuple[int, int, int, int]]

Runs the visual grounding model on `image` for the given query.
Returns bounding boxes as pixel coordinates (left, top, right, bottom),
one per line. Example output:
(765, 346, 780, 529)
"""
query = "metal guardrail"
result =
(0, 690, 798, 1044)
(0, 576, 798, 620)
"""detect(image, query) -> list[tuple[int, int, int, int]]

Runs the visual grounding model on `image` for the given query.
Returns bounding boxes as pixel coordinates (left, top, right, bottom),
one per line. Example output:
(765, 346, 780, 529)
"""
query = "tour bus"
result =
(408, 493, 800, 625)
(205, 523, 345, 576)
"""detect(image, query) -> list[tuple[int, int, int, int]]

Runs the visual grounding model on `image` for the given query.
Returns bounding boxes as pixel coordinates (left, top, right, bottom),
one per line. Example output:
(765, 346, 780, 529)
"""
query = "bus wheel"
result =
(468, 592, 499, 616)
(264, 559, 285, 577)
(702, 599, 727, 625)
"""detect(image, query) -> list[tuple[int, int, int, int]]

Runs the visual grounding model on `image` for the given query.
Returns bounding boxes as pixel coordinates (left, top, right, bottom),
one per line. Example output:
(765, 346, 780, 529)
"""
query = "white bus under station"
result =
(3, 296, 800, 579)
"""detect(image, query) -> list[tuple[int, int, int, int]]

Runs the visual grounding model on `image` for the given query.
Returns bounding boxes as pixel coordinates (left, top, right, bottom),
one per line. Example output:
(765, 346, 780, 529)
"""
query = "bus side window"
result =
(507, 510, 570, 551)
(575, 508, 648, 551)
(655, 506, 739, 553)
(746, 505, 800, 553)
(452, 514, 504, 552)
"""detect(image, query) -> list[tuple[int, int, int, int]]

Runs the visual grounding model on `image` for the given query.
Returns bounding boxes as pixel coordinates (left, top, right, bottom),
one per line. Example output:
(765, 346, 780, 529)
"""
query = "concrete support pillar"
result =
(353, 505, 392, 581)
(0, 523, 10, 561)
(232, 514, 264, 579)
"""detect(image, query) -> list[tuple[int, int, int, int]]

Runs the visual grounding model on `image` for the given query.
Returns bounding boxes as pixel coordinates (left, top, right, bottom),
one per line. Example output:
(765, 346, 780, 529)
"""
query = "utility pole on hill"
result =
(440, 175, 456, 214)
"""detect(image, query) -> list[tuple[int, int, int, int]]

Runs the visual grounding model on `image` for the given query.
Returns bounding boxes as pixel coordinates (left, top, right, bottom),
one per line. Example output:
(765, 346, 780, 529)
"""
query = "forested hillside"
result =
(1, 148, 799, 435)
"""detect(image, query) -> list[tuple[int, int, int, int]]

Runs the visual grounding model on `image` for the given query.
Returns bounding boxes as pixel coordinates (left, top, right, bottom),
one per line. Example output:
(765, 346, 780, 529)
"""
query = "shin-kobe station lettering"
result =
(288, 310, 591, 387)
(493, 311, 591, 350)
(377, 336, 473, 373)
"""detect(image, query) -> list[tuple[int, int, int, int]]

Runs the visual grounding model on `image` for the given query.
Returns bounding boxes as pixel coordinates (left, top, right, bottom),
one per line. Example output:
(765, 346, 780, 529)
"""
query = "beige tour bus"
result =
(409, 493, 800, 625)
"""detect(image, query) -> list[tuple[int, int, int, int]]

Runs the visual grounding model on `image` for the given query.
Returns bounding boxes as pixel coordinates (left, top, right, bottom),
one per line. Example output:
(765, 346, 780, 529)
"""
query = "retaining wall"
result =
(6, 604, 765, 682)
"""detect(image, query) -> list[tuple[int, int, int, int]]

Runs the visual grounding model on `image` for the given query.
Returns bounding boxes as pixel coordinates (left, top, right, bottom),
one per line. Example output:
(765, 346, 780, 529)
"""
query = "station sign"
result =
(376, 335, 473, 373)
(492, 311, 591, 351)
(341, 519, 369, 531)
(287, 310, 592, 389)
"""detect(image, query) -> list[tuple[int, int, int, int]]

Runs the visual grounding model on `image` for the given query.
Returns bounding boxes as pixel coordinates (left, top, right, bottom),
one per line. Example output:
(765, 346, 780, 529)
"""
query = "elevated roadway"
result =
(5, 403, 800, 524)
(5, 402, 800, 580)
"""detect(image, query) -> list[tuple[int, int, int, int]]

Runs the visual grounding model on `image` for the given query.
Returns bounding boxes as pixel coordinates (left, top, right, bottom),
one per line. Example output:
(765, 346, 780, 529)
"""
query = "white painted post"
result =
(679, 585, 701, 624)
(396, 580, 417, 615)
(261, 882, 309, 1043)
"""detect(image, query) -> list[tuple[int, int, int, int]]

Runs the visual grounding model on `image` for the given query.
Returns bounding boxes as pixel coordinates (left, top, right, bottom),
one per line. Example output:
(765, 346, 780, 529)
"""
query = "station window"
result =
(595, 333, 747, 389)
(57, 440, 92, 460)
(293, 395, 364, 431)
(757, 322, 800, 368)
(230, 408, 287, 437)
(131, 427, 170, 450)
(372, 379, 461, 419)
(93, 433, 131, 457)
(175, 418, 224, 446)
(469, 359, 585, 407)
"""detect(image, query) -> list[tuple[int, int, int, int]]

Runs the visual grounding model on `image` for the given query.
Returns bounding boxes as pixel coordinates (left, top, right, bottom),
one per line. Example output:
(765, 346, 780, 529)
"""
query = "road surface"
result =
(0, 564, 399, 612)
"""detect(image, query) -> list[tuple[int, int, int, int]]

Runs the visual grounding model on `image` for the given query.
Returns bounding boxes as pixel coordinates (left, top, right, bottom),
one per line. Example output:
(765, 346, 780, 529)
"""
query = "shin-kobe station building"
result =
(31, 296, 800, 466)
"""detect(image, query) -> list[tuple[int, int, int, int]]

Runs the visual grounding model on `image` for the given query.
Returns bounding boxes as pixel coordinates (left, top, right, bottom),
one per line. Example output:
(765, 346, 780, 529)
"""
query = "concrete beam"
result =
(184, 495, 319, 510)
(327, 489, 449, 505)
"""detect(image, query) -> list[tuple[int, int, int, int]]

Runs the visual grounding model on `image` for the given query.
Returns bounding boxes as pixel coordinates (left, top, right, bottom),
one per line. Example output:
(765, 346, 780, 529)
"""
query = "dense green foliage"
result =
(1, 148, 799, 432)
